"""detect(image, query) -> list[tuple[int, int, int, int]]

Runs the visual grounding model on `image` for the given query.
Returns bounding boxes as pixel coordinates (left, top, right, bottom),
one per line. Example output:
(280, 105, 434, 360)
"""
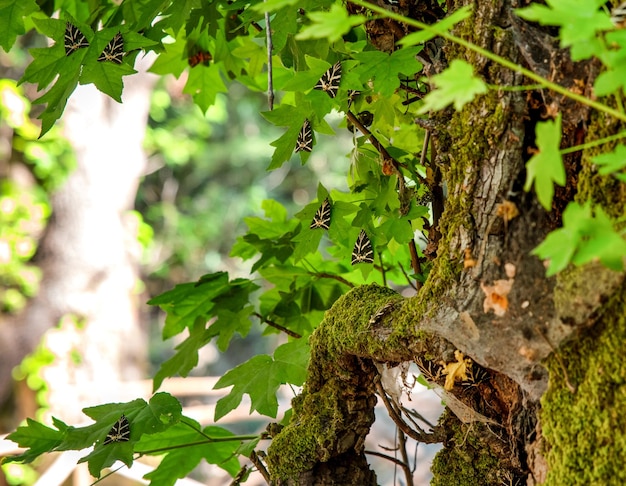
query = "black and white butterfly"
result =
(64, 22, 89, 56)
(314, 61, 342, 98)
(98, 32, 125, 64)
(103, 415, 130, 444)
(295, 119, 313, 153)
(351, 229, 374, 265)
(310, 198, 331, 230)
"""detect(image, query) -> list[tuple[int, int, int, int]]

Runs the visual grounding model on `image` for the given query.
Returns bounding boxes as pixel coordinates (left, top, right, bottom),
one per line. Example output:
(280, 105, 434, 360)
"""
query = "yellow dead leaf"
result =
(441, 350, 472, 391)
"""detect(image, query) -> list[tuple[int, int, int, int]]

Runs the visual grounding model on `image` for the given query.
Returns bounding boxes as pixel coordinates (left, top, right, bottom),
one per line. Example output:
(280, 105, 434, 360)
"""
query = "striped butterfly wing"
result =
(295, 119, 313, 153)
(314, 61, 342, 98)
(103, 415, 130, 444)
(98, 32, 125, 64)
(351, 229, 374, 265)
(64, 22, 89, 56)
(310, 198, 331, 230)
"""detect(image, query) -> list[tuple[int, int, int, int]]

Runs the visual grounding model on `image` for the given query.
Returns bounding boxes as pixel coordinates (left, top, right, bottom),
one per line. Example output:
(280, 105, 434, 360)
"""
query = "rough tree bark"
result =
(0, 59, 157, 423)
(265, 1, 626, 484)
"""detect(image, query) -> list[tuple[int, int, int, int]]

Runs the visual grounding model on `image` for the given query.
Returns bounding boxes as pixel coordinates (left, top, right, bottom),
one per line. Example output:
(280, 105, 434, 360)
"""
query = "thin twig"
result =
(346, 110, 400, 174)
(310, 272, 355, 288)
(264, 4, 274, 110)
(89, 464, 126, 485)
(408, 240, 422, 290)
(398, 261, 418, 291)
(229, 465, 249, 486)
(364, 449, 413, 481)
(397, 428, 414, 486)
(254, 312, 301, 338)
(402, 406, 436, 430)
(375, 380, 442, 443)
(250, 450, 271, 484)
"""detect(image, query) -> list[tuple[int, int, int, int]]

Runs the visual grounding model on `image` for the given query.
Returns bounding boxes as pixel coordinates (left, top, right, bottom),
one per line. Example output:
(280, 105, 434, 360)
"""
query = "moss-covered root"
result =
(431, 411, 522, 486)
(266, 284, 400, 484)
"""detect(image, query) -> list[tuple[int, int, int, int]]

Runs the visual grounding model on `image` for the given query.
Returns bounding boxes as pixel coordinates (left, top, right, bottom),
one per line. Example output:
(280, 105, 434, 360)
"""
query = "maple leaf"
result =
(441, 350, 472, 391)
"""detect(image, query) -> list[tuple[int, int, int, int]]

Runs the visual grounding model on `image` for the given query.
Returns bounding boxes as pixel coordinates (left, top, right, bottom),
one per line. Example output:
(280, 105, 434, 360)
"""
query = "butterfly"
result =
(98, 32, 125, 64)
(310, 198, 331, 230)
(351, 229, 374, 265)
(314, 61, 342, 98)
(347, 89, 360, 108)
(103, 415, 130, 444)
(64, 22, 89, 56)
(295, 119, 313, 153)
(188, 50, 212, 67)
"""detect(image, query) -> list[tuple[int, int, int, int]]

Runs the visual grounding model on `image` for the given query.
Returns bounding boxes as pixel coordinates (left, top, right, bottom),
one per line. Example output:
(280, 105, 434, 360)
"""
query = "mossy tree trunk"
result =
(265, 0, 626, 485)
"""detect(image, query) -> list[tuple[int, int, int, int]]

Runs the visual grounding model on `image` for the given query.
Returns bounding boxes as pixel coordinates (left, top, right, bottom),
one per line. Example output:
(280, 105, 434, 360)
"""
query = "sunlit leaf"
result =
(524, 115, 565, 210)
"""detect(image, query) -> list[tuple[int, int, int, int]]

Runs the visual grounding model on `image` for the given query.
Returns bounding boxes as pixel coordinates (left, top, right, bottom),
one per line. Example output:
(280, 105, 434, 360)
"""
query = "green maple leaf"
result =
(152, 320, 210, 390)
(141, 422, 241, 484)
(354, 47, 422, 96)
(0, 0, 39, 52)
(516, 0, 613, 60)
(76, 394, 181, 478)
(594, 31, 626, 97)
(35, 70, 81, 137)
(524, 115, 565, 210)
(592, 143, 626, 181)
(20, 18, 88, 136)
(183, 62, 227, 113)
(533, 202, 626, 275)
(148, 271, 229, 338)
(4, 418, 65, 464)
(418, 59, 487, 113)
(399, 5, 472, 46)
(214, 339, 310, 420)
(79, 61, 136, 103)
(297, 4, 366, 43)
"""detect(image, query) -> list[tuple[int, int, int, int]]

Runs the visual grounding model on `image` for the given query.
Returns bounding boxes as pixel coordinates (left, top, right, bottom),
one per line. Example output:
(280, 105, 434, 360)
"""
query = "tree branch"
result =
(253, 312, 301, 338)
(264, 3, 274, 110)
(364, 449, 413, 485)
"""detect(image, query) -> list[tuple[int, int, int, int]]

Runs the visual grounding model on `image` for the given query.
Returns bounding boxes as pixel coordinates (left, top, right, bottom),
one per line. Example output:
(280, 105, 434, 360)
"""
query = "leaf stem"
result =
(135, 434, 263, 456)
(253, 312, 302, 338)
(559, 129, 626, 154)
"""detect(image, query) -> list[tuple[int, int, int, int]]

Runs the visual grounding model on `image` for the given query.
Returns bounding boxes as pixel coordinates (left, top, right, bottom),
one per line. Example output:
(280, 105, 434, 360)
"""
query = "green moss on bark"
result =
(266, 284, 402, 481)
(576, 112, 626, 218)
(541, 283, 626, 485)
(430, 412, 502, 486)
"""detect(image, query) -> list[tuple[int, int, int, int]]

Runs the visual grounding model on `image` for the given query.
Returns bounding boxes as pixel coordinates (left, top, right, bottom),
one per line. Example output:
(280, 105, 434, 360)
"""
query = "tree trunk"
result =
(265, 0, 626, 484)
(0, 59, 157, 424)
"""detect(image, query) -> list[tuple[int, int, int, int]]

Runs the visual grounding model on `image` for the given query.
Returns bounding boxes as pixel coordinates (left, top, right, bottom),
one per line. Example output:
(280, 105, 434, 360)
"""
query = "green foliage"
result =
(4, 0, 626, 483)
(516, 0, 613, 60)
(297, 4, 366, 43)
(532, 202, 626, 276)
(0, 0, 38, 52)
(398, 5, 472, 46)
(214, 339, 309, 420)
(148, 273, 259, 389)
(524, 115, 565, 210)
(592, 143, 626, 182)
(417, 59, 487, 113)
